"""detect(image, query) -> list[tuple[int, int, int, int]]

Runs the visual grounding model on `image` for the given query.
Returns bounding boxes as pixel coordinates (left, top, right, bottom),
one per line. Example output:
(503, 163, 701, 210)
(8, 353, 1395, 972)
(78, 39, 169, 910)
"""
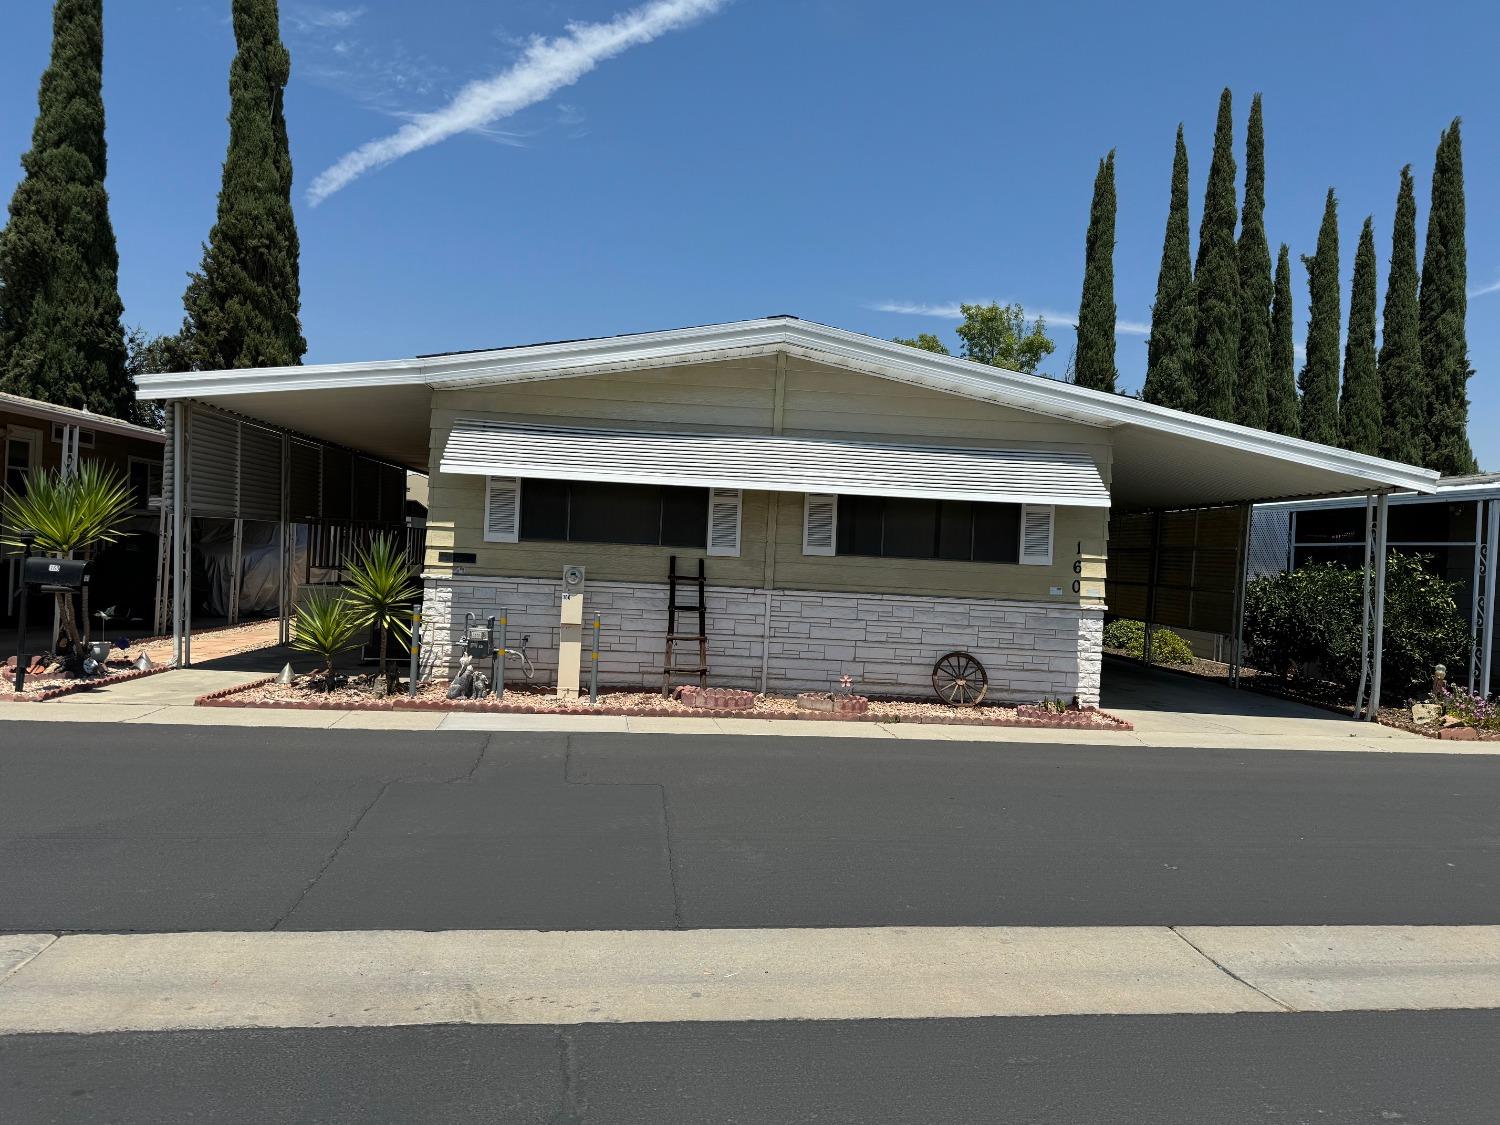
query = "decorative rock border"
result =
(678, 686, 755, 710)
(1, 663, 172, 703)
(193, 680, 1133, 731)
(796, 692, 871, 716)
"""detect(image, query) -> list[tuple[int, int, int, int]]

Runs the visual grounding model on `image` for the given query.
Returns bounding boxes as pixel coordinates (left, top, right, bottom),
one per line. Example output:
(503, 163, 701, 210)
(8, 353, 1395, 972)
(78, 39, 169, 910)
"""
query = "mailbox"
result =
(22, 557, 91, 591)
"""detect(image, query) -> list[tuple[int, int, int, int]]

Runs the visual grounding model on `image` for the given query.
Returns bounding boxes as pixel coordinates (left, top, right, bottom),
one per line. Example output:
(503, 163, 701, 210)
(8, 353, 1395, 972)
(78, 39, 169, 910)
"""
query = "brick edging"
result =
(193, 680, 1133, 731)
(2, 663, 172, 703)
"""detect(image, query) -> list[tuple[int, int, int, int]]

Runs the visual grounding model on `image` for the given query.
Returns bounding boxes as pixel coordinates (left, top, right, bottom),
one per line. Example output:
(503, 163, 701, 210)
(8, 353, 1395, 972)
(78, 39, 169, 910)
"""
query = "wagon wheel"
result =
(932, 651, 988, 707)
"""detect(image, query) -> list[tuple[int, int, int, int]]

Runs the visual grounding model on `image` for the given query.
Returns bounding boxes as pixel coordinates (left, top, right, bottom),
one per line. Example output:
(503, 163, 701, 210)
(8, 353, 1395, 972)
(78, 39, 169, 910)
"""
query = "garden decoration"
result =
(932, 651, 988, 706)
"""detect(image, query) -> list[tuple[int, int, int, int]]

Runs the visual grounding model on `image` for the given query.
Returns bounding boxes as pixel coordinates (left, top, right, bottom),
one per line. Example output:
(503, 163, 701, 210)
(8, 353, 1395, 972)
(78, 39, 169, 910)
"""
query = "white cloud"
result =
(871, 300, 1150, 337)
(306, 0, 728, 205)
(288, 4, 366, 33)
(1470, 276, 1500, 299)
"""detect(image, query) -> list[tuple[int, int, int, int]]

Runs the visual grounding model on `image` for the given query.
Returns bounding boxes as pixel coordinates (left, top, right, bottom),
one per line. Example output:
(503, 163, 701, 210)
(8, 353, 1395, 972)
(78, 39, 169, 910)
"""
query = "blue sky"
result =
(2, 0, 1496, 468)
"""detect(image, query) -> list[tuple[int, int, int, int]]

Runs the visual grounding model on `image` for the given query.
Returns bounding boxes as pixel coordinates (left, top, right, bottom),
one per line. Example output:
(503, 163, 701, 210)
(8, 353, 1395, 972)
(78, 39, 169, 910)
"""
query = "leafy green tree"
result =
(343, 533, 419, 694)
(1378, 166, 1425, 466)
(1418, 120, 1476, 475)
(1235, 94, 1271, 429)
(1191, 88, 1240, 421)
(1143, 126, 1195, 410)
(1339, 217, 1381, 455)
(0, 0, 130, 418)
(1, 462, 134, 653)
(172, 0, 306, 371)
(954, 303, 1055, 374)
(1266, 245, 1299, 436)
(893, 333, 950, 355)
(1075, 150, 1118, 392)
(1299, 190, 1341, 446)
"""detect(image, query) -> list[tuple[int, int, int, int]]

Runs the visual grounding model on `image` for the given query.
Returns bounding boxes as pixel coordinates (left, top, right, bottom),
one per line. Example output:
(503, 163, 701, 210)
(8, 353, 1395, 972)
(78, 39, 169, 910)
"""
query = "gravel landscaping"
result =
(200, 673, 1134, 730)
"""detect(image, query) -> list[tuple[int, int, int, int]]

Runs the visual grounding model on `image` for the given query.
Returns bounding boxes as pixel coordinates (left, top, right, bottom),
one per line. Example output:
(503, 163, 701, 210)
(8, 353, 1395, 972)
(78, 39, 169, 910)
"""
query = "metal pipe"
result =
(1354, 495, 1375, 717)
(590, 615, 601, 704)
(171, 403, 184, 668)
(1367, 494, 1390, 720)
(496, 614, 507, 700)
(1482, 499, 1499, 699)
(408, 608, 421, 698)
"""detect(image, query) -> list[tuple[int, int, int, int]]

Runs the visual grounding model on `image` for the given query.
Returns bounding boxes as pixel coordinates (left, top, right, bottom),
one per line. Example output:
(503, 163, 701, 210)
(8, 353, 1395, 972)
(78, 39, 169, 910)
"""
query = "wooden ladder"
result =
(662, 555, 709, 697)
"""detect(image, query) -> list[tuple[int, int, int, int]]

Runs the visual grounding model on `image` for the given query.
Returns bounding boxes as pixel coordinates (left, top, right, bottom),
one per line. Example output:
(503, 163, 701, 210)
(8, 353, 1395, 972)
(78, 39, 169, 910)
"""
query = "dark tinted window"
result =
(836, 496, 1020, 563)
(1387, 501, 1478, 544)
(1294, 508, 1366, 545)
(519, 479, 707, 548)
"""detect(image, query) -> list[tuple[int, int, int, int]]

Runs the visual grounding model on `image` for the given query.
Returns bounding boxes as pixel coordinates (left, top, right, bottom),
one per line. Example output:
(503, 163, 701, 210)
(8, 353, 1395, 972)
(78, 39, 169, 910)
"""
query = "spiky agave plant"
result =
(1, 464, 135, 655)
(343, 532, 419, 694)
(290, 588, 362, 691)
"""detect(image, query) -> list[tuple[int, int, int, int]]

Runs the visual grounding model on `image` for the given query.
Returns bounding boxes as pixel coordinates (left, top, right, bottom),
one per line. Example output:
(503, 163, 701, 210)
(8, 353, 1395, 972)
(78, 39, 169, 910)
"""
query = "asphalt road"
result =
(4, 1011, 1499, 1123)
(2, 721, 1499, 931)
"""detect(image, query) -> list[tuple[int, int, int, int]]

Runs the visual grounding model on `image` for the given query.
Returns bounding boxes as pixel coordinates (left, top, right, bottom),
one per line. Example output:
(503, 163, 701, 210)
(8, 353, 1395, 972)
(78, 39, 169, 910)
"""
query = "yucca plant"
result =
(343, 532, 419, 694)
(290, 588, 363, 692)
(1, 464, 136, 654)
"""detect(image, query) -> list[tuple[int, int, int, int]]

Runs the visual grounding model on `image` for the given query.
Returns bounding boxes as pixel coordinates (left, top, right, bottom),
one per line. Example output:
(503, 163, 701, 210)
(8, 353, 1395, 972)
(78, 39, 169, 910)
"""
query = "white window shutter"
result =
(484, 477, 520, 543)
(802, 493, 837, 556)
(1020, 504, 1054, 566)
(707, 488, 742, 557)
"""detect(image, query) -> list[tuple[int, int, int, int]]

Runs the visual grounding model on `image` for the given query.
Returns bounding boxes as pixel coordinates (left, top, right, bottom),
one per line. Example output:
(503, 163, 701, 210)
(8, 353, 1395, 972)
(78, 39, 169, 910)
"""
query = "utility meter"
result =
(562, 565, 586, 595)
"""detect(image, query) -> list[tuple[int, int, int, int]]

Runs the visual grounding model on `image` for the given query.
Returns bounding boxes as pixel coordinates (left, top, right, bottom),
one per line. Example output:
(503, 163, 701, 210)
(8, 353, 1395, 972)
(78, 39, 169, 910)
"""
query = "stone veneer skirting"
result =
(420, 576, 1103, 707)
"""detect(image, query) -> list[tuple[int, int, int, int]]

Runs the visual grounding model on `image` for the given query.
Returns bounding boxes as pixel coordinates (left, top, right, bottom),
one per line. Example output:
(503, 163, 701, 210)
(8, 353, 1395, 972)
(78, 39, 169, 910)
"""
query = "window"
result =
(517, 479, 711, 548)
(50, 423, 96, 448)
(5, 428, 40, 497)
(831, 495, 1027, 563)
(128, 457, 163, 511)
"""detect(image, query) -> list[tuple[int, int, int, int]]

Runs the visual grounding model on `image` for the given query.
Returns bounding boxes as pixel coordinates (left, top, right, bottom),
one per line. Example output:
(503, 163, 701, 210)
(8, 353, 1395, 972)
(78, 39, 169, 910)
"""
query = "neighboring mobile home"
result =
(137, 317, 1438, 704)
(2, 392, 165, 629)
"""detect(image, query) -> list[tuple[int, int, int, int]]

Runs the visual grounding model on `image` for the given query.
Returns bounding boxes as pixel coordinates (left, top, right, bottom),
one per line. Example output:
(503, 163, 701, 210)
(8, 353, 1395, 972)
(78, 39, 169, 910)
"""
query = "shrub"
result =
(1243, 552, 1468, 702)
(291, 589, 363, 691)
(1103, 618, 1194, 665)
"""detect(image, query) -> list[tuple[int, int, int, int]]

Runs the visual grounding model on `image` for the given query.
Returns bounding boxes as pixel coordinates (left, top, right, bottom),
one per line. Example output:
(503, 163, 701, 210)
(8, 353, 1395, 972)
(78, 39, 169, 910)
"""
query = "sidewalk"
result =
(0, 664, 1484, 753)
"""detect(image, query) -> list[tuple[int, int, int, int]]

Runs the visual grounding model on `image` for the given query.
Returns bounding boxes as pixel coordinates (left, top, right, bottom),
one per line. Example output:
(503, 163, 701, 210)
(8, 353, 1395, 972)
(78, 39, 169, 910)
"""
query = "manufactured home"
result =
(137, 317, 1438, 705)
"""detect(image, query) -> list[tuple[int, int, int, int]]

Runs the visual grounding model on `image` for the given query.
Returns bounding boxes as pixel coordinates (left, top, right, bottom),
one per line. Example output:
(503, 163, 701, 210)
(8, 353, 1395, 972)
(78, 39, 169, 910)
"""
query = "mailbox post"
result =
(10, 530, 36, 692)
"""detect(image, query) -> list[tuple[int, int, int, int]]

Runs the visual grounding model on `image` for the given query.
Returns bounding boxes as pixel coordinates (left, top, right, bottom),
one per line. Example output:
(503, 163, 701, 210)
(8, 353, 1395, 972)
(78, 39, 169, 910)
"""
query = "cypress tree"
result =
(1418, 120, 1476, 475)
(1234, 94, 1271, 429)
(0, 0, 130, 417)
(1075, 150, 1118, 393)
(1143, 126, 1195, 410)
(1299, 190, 1341, 446)
(175, 0, 306, 370)
(1378, 166, 1424, 465)
(1339, 217, 1381, 455)
(1266, 244, 1299, 436)
(1191, 87, 1240, 421)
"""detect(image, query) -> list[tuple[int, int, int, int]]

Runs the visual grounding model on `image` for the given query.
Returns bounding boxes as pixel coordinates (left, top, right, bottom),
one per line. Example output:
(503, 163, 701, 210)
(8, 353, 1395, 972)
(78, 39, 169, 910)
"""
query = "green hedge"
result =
(1103, 618, 1195, 665)
(1243, 552, 1468, 702)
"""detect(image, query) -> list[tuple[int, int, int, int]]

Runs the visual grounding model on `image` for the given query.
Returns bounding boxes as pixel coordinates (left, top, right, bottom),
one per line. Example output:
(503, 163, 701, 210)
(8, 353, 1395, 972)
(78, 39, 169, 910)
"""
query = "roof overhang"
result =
(440, 420, 1111, 507)
(0, 391, 165, 444)
(137, 317, 1441, 505)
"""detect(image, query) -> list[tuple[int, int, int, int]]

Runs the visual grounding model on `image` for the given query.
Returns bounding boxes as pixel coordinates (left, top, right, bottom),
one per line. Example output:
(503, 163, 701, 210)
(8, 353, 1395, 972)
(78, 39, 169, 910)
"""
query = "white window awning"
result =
(440, 420, 1110, 508)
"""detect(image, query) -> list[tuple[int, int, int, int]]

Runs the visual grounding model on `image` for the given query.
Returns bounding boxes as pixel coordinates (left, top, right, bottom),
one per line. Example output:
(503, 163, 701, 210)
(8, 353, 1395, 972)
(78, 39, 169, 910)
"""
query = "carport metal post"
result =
(1366, 494, 1391, 721)
(278, 431, 291, 646)
(170, 403, 185, 668)
(1354, 495, 1376, 716)
(1228, 503, 1252, 688)
(1471, 503, 1485, 693)
(1141, 510, 1163, 666)
(1482, 498, 1499, 699)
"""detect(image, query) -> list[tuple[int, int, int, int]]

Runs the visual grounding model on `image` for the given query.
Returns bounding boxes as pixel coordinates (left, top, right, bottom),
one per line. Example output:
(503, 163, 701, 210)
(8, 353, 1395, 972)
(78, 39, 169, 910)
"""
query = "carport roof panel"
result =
(440, 419, 1112, 507)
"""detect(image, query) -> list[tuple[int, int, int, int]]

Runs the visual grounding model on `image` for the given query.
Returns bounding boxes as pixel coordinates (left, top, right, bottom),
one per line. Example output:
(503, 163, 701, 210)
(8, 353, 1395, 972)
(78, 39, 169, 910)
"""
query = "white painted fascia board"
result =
(0, 392, 166, 443)
(135, 317, 1440, 494)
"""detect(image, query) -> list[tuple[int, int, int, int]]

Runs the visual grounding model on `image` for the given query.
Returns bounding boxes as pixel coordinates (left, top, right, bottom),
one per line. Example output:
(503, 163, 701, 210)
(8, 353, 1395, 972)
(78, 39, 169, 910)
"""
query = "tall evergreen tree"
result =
(1418, 120, 1476, 475)
(1339, 217, 1381, 455)
(1234, 94, 1271, 429)
(1143, 126, 1195, 410)
(0, 0, 130, 417)
(174, 0, 306, 370)
(1191, 88, 1240, 421)
(1266, 244, 1300, 436)
(1299, 190, 1342, 446)
(1378, 166, 1424, 465)
(1075, 150, 1118, 393)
